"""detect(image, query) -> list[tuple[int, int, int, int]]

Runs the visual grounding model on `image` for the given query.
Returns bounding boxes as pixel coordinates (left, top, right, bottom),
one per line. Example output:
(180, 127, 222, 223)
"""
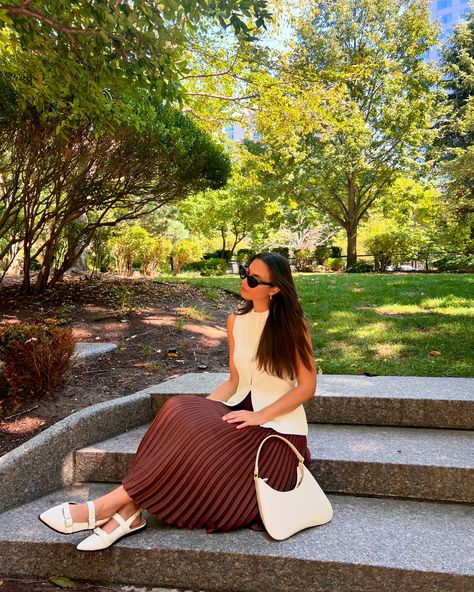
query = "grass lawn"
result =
(157, 272, 474, 377)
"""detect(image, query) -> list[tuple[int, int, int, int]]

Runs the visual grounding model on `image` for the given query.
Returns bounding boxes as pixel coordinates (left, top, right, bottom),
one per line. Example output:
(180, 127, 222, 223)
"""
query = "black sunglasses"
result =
(239, 264, 273, 288)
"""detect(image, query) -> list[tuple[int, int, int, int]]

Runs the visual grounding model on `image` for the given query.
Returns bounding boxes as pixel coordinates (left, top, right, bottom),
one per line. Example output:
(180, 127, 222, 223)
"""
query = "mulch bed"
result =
(0, 275, 240, 457)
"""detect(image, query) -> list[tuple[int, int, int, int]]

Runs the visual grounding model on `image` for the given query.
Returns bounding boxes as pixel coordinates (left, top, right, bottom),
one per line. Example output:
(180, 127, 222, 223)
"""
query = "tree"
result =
(437, 9, 474, 245)
(255, 0, 443, 266)
(0, 0, 272, 130)
(0, 84, 231, 291)
(179, 146, 275, 258)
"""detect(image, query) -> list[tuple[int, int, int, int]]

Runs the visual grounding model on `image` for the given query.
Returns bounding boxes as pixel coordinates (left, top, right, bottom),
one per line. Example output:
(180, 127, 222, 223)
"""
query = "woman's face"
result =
(240, 258, 274, 299)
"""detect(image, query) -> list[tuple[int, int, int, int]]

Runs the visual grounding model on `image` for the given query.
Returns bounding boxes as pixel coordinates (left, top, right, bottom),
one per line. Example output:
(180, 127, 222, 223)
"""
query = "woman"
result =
(39, 252, 317, 550)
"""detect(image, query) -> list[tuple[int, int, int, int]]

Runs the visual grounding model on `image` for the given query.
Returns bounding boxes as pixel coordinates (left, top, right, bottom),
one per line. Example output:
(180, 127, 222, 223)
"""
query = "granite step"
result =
(148, 373, 474, 429)
(0, 483, 472, 592)
(74, 422, 474, 503)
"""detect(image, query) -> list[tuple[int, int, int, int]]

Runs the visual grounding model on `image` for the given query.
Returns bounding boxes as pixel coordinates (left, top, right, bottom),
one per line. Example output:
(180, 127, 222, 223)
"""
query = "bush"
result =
(172, 240, 203, 274)
(200, 257, 229, 276)
(0, 322, 76, 399)
(346, 262, 374, 273)
(314, 245, 331, 265)
(431, 254, 474, 272)
(236, 248, 255, 264)
(366, 230, 417, 271)
(330, 246, 342, 258)
(294, 248, 312, 271)
(324, 257, 344, 271)
(204, 249, 232, 262)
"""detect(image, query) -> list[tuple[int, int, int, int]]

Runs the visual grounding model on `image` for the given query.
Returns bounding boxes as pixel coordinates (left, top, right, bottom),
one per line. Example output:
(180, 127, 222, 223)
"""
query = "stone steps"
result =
(1, 372, 473, 591)
(74, 422, 474, 503)
(149, 373, 474, 429)
(1, 482, 472, 592)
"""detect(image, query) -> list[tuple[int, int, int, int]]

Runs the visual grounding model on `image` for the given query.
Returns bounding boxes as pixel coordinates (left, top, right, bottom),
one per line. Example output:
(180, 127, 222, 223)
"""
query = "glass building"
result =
(426, 0, 472, 62)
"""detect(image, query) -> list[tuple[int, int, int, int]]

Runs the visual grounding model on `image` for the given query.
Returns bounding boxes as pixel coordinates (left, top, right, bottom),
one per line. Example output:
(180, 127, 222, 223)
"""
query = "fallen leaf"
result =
(48, 576, 79, 588)
(429, 351, 442, 356)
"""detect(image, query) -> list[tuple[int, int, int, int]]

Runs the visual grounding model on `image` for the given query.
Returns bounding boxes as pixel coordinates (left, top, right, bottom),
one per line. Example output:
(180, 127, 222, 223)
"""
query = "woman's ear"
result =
(270, 287, 280, 298)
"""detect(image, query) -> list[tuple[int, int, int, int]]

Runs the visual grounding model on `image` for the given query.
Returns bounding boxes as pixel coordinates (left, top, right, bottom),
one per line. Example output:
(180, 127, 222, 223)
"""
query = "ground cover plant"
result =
(157, 272, 474, 377)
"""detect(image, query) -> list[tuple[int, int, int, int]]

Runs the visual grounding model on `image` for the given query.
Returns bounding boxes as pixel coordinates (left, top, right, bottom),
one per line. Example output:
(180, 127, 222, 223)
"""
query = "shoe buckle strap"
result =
(87, 500, 95, 528)
(62, 503, 73, 533)
(93, 527, 108, 541)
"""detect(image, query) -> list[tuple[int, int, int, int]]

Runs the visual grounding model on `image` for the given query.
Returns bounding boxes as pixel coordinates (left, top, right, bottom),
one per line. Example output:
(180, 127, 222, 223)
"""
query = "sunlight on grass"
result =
(162, 272, 474, 377)
(369, 343, 404, 360)
(353, 321, 393, 338)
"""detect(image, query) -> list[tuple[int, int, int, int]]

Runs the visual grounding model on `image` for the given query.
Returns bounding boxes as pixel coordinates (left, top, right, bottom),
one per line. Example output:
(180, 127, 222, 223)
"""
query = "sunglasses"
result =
(239, 264, 274, 288)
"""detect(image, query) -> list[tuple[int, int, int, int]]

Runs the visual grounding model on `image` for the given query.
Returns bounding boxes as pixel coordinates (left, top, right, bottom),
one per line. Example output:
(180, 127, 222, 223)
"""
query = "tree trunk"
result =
(346, 177, 358, 268)
(346, 224, 357, 268)
(68, 213, 89, 271)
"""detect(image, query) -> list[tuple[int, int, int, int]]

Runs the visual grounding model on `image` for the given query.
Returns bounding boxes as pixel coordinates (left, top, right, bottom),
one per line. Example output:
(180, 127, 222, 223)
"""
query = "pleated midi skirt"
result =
(121, 392, 311, 533)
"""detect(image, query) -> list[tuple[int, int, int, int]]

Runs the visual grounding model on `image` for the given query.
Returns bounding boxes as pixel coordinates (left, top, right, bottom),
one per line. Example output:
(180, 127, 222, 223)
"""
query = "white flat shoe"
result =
(76, 509, 146, 551)
(39, 501, 111, 534)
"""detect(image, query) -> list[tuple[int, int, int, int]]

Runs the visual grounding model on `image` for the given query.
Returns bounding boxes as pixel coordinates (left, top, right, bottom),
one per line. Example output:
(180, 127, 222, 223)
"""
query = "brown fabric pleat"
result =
(121, 392, 311, 533)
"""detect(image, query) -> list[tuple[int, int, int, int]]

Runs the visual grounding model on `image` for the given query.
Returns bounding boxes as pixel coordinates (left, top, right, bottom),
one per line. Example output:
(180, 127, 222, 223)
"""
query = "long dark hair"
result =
(236, 252, 314, 380)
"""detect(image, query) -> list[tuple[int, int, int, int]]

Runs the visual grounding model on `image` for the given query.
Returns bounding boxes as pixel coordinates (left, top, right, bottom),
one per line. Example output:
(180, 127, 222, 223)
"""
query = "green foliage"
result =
(431, 254, 474, 272)
(324, 257, 345, 271)
(438, 10, 474, 233)
(365, 229, 418, 271)
(236, 247, 256, 263)
(0, 0, 271, 131)
(204, 249, 232, 262)
(0, 322, 75, 398)
(293, 247, 312, 270)
(199, 257, 229, 276)
(172, 240, 203, 274)
(314, 245, 332, 265)
(346, 262, 374, 273)
(108, 225, 172, 276)
(255, 0, 442, 266)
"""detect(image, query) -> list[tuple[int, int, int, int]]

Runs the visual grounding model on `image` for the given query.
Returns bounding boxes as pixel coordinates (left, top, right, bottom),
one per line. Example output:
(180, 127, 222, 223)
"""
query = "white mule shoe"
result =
(76, 509, 146, 551)
(39, 501, 110, 534)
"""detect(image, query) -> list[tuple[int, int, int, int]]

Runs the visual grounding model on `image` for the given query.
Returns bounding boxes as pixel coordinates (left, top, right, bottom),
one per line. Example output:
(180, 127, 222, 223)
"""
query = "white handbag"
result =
(254, 434, 333, 540)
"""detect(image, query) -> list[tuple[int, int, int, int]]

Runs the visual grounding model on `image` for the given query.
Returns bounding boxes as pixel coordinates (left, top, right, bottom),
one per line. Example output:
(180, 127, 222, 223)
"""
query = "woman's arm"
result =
(222, 321, 317, 428)
(206, 313, 239, 402)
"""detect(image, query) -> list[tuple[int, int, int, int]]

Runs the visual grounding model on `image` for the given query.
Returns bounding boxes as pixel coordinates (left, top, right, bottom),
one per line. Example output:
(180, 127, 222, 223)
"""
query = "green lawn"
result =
(156, 273, 474, 377)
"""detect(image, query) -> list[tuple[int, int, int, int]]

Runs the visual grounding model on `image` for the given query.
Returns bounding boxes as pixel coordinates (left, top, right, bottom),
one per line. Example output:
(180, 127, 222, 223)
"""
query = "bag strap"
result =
(254, 434, 305, 479)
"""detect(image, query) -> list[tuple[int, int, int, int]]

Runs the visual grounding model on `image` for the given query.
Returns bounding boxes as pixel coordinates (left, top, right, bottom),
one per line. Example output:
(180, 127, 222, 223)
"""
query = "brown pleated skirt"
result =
(121, 392, 311, 533)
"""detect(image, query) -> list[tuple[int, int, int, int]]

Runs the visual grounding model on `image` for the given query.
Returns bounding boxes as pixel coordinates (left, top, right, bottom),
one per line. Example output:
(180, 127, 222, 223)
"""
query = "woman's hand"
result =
(222, 410, 263, 429)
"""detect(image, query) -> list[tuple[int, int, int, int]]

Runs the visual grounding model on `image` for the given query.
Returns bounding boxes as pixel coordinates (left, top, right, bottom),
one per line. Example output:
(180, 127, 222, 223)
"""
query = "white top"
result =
(223, 308, 309, 436)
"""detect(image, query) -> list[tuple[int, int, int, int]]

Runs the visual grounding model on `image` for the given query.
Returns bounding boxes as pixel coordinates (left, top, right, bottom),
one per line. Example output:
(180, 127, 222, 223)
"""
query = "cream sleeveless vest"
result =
(223, 308, 308, 436)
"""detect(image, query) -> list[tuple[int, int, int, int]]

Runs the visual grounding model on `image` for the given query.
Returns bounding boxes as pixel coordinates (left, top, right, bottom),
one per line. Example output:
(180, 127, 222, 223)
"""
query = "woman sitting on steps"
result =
(39, 251, 317, 550)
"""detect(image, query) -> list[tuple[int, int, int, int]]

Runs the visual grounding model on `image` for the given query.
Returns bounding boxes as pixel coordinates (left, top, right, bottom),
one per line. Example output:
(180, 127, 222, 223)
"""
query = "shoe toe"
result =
(39, 505, 63, 531)
(76, 533, 104, 551)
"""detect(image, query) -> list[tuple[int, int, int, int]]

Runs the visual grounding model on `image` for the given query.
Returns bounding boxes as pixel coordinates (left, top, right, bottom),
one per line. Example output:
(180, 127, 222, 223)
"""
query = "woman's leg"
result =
(68, 485, 142, 528)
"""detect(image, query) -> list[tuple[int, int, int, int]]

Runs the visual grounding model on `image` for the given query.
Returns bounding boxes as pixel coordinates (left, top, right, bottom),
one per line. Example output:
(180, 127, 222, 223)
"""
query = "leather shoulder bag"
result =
(254, 434, 333, 540)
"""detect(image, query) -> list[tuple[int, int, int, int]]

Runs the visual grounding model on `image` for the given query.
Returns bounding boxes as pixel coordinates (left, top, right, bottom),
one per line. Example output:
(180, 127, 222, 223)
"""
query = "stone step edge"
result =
(73, 423, 474, 504)
(148, 373, 474, 430)
(1, 483, 472, 592)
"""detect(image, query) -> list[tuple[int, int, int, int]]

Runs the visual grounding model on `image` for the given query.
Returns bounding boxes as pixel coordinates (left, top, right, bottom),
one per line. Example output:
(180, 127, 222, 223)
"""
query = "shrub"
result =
(236, 248, 255, 264)
(325, 257, 344, 271)
(204, 249, 232, 262)
(314, 245, 331, 265)
(346, 262, 374, 273)
(431, 254, 474, 272)
(172, 240, 203, 274)
(200, 257, 229, 276)
(0, 322, 76, 399)
(293, 248, 312, 271)
(330, 246, 342, 258)
(366, 230, 417, 271)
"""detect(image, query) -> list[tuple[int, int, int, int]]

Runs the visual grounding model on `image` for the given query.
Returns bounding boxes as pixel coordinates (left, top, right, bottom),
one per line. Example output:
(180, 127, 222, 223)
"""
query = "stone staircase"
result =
(1, 373, 473, 592)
